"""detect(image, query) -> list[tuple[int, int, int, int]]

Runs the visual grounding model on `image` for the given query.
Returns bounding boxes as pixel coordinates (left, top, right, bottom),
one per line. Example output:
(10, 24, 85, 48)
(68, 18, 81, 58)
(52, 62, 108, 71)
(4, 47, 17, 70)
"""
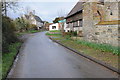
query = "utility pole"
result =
(5, 1, 7, 16)
(2, 0, 7, 16)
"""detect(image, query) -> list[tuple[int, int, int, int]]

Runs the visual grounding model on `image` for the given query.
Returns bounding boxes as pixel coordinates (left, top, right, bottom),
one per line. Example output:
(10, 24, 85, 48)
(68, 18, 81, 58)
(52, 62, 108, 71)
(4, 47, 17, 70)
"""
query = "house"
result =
(65, 2, 83, 36)
(44, 21, 50, 30)
(49, 23, 61, 31)
(65, 0, 119, 46)
(23, 12, 44, 30)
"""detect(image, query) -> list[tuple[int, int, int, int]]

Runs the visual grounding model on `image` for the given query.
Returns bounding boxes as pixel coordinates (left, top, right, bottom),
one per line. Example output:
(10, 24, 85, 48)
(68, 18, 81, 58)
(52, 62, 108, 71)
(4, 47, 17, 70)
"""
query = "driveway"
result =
(8, 31, 118, 78)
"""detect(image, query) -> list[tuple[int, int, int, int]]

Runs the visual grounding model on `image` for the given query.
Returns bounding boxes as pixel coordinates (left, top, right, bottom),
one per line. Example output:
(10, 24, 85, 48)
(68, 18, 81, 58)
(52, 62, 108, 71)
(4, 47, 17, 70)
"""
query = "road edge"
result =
(49, 37, 120, 75)
(2, 42, 23, 80)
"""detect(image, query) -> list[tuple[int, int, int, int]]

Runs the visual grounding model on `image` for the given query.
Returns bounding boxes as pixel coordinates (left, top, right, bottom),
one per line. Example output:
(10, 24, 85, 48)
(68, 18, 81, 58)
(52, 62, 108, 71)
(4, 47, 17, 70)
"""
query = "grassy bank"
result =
(76, 40, 119, 55)
(0, 61, 2, 80)
(2, 42, 22, 79)
(46, 32, 61, 37)
(49, 30, 60, 32)
(46, 31, 119, 68)
(16, 30, 43, 37)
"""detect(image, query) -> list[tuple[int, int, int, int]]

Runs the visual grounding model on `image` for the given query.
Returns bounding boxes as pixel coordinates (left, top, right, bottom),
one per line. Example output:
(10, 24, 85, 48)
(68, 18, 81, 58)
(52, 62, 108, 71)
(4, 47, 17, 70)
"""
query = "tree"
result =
(53, 17, 64, 23)
(2, 0, 18, 16)
(57, 9, 67, 17)
(2, 16, 19, 53)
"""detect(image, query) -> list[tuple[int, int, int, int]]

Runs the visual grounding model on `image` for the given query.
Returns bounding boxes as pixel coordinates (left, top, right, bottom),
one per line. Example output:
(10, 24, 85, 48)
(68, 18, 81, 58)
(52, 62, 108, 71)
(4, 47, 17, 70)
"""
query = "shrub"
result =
(73, 31, 77, 36)
(62, 32, 73, 37)
(63, 31, 78, 37)
(2, 16, 19, 53)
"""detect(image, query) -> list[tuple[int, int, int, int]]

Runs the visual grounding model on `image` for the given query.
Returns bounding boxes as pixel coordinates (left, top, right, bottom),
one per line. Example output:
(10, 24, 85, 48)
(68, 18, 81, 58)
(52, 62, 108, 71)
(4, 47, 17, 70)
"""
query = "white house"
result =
(32, 15, 44, 30)
(49, 23, 60, 31)
(23, 12, 44, 30)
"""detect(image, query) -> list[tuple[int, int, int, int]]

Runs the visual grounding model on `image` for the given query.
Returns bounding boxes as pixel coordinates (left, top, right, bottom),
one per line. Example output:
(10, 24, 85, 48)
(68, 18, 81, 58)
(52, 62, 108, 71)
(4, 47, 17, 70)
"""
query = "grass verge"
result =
(49, 30, 60, 32)
(46, 32, 119, 69)
(2, 42, 22, 79)
(46, 32, 61, 37)
(16, 30, 43, 37)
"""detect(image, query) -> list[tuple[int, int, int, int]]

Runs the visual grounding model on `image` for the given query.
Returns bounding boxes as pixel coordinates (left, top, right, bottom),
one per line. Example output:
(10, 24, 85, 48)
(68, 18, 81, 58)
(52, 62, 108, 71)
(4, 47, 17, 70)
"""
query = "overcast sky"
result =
(7, 1, 78, 23)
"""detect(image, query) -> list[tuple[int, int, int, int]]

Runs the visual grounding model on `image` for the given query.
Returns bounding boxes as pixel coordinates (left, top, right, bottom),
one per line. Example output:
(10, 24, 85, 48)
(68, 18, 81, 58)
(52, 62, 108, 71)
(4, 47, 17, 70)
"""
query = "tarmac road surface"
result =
(8, 32, 118, 78)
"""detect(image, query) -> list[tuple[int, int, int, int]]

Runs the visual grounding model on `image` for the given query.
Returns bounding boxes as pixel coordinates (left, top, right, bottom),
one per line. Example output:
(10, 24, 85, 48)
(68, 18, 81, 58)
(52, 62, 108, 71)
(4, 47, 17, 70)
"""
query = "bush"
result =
(73, 31, 77, 36)
(30, 24, 37, 30)
(63, 31, 78, 37)
(2, 16, 19, 53)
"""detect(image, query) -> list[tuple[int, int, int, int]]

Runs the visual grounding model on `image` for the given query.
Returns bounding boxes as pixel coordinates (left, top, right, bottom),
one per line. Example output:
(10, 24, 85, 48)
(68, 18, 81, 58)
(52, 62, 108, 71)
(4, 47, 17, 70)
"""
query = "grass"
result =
(46, 32, 119, 68)
(49, 30, 60, 32)
(2, 42, 22, 79)
(76, 40, 119, 55)
(46, 32, 61, 37)
(59, 35, 120, 55)
(0, 60, 2, 80)
(59, 39, 118, 68)
(16, 30, 42, 37)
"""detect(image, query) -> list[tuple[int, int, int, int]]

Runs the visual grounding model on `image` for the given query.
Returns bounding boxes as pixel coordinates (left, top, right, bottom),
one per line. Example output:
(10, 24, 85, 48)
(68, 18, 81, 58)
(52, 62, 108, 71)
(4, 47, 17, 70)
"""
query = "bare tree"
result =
(24, 6, 31, 15)
(57, 9, 67, 17)
(2, 0, 18, 16)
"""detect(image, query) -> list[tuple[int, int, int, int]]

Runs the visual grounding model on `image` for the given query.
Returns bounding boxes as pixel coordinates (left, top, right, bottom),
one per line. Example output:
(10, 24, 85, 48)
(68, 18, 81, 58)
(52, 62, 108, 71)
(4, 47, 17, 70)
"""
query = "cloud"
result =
(7, 1, 77, 22)
(15, 0, 79, 2)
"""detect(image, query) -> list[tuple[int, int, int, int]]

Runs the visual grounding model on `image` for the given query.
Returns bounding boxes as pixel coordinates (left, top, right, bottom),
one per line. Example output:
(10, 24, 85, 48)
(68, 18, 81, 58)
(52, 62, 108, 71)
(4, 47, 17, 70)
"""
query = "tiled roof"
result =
(34, 15, 43, 23)
(67, 2, 83, 17)
(24, 15, 29, 19)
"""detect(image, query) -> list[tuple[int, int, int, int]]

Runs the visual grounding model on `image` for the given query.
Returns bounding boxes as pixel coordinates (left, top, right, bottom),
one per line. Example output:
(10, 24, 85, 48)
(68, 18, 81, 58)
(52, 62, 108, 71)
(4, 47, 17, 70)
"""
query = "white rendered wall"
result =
(49, 23, 59, 31)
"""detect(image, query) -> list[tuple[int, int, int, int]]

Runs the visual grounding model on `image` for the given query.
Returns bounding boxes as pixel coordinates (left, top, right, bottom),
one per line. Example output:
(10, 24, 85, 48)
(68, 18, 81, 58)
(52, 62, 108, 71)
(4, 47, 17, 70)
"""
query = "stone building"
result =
(65, 0, 119, 46)
(82, 0, 120, 46)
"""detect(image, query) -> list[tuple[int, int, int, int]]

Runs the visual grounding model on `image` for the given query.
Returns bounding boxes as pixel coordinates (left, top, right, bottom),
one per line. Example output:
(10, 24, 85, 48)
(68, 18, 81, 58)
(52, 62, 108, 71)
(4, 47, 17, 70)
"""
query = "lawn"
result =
(46, 31, 119, 69)
(2, 42, 22, 79)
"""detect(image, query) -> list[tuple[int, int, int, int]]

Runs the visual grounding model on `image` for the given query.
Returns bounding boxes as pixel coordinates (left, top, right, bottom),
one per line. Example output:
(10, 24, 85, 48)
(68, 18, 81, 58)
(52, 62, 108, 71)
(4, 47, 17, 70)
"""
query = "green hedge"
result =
(2, 42, 22, 79)
(2, 16, 19, 53)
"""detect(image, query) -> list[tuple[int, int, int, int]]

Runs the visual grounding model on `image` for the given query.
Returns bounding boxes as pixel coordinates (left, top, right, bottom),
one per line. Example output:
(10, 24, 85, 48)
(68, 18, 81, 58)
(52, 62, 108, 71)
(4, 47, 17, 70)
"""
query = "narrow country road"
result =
(8, 32, 118, 78)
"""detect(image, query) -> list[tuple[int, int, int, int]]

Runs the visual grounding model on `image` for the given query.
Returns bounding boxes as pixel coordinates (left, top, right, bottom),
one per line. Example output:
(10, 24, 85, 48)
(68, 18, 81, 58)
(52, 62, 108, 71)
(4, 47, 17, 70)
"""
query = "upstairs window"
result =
(79, 19, 83, 27)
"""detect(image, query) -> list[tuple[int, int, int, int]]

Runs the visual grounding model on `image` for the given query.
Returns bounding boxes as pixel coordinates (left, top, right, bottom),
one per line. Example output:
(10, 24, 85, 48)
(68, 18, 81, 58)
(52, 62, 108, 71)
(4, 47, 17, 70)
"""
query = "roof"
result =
(99, 0, 104, 2)
(97, 20, 120, 25)
(24, 15, 29, 19)
(66, 2, 83, 18)
(58, 19, 66, 23)
(34, 15, 43, 23)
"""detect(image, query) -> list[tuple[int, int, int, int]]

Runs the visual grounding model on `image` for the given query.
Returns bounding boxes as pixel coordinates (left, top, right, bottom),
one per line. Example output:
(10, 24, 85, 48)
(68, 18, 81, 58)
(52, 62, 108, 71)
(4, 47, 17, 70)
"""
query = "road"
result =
(8, 32, 118, 78)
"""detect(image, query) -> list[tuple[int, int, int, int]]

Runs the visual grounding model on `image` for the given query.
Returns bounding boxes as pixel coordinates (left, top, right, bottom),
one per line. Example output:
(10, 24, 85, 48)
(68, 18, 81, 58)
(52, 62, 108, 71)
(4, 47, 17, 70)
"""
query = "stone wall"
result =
(93, 25, 119, 46)
(83, 2, 95, 41)
(82, 1, 119, 46)
(104, 2, 119, 21)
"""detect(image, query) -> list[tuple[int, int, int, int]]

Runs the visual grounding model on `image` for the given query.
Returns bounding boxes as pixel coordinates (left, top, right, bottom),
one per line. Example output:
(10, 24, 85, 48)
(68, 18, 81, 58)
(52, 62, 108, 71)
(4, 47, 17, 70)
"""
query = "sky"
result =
(7, 1, 78, 23)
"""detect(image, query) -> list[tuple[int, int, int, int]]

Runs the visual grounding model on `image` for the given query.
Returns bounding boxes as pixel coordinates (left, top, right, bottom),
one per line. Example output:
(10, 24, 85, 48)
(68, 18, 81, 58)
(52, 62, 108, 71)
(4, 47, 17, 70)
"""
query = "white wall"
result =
(36, 22, 43, 27)
(64, 23, 70, 32)
(49, 23, 60, 31)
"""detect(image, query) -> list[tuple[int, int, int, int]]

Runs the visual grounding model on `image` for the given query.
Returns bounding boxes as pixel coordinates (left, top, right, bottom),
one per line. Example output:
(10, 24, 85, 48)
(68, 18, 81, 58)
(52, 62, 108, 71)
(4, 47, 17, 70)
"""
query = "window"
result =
(52, 26, 56, 29)
(73, 21, 79, 27)
(79, 20, 82, 27)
